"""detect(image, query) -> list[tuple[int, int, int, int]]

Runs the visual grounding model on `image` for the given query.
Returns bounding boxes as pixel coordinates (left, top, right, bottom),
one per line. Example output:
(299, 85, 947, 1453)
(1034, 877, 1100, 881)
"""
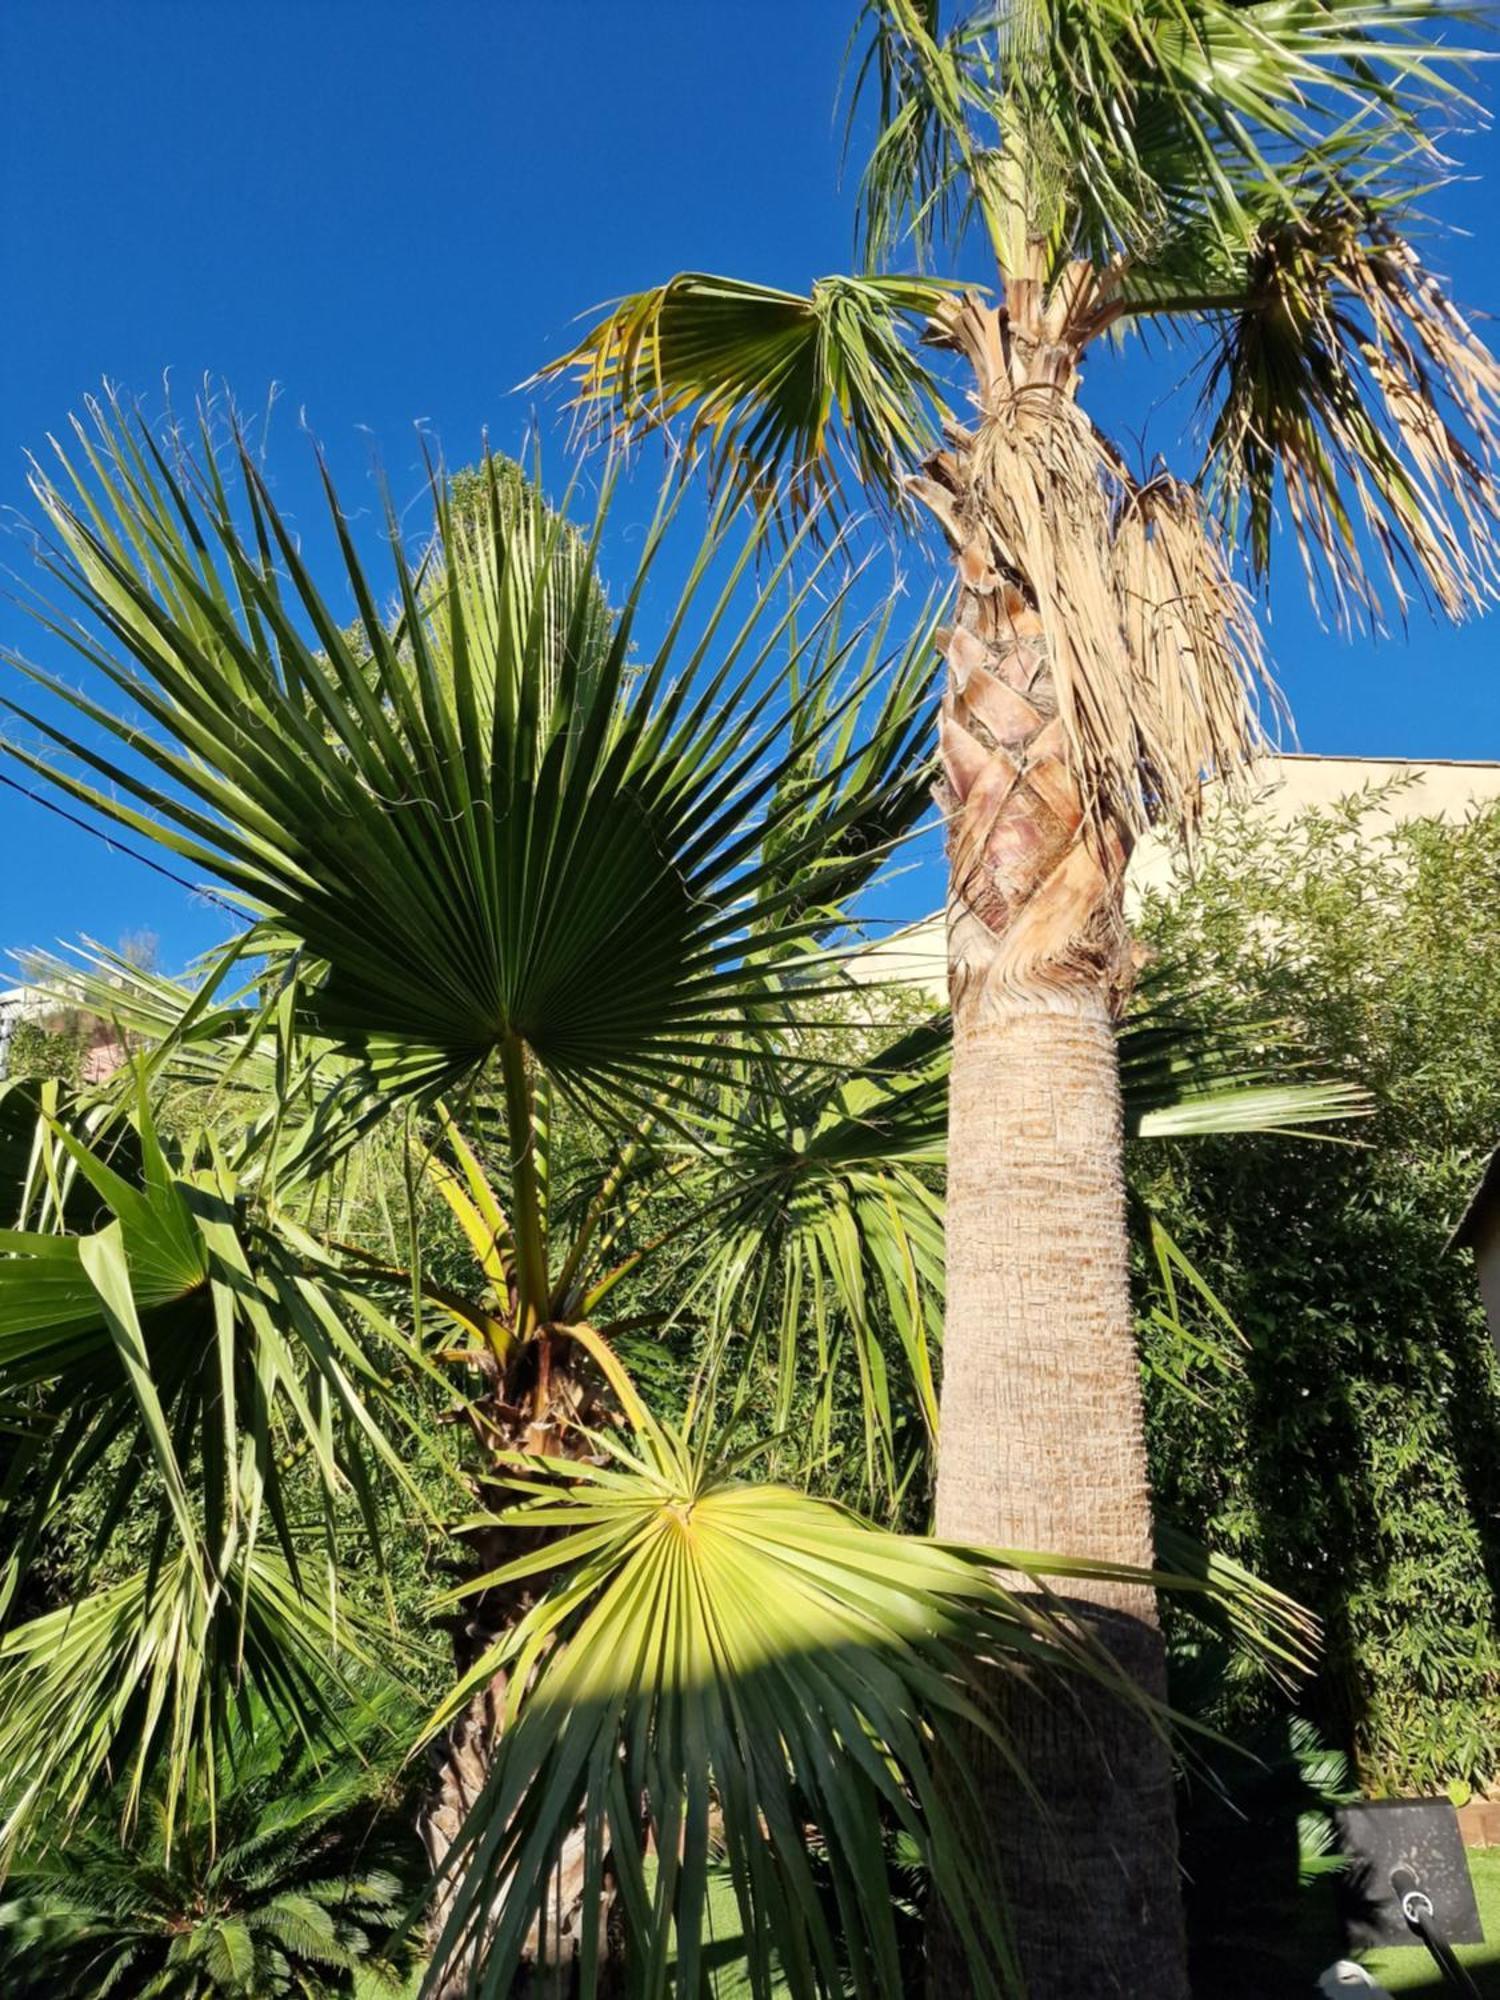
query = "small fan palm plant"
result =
(0, 1696, 425, 1998)
(539, 3, 1500, 1987)
(0, 412, 1343, 1995)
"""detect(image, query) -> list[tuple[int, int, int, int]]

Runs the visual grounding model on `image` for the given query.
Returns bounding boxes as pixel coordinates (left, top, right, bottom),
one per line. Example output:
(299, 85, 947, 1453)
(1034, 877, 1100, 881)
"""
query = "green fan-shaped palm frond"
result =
(421, 1414, 1165, 2000)
(0, 1082, 440, 1601)
(0, 1086, 444, 1854)
(539, 273, 956, 517)
(849, 0, 1482, 279)
(4, 395, 937, 1132)
(0, 1550, 386, 1865)
(748, 592, 940, 954)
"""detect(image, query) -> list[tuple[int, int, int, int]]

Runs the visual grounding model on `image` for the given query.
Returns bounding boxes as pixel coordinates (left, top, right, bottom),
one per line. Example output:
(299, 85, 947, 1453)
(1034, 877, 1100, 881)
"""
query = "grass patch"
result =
(1364, 1848, 1500, 1995)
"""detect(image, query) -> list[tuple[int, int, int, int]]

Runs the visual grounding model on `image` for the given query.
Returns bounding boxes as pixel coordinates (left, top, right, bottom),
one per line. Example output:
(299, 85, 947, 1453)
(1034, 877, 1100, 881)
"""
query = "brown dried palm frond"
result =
(916, 313, 1269, 842)
(1201, 207, 1500, 628)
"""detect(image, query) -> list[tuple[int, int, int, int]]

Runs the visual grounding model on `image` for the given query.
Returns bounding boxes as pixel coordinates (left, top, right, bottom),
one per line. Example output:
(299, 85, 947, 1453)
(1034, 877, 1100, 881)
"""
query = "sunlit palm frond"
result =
(422, 1416, 1165, 2000)
(15, 937, 289, 1105)
(1119, 958, 1372, 1138)
(539, 272, 955, 517)
(846, 0, 990, 269)
(851, 0, 1482, 278)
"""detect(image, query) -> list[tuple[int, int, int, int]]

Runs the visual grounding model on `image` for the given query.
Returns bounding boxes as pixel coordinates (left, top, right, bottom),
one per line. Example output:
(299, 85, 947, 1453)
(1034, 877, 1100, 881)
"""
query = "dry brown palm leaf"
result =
(1203, 211, 1500, 628)
(915, 298, 1269, 850)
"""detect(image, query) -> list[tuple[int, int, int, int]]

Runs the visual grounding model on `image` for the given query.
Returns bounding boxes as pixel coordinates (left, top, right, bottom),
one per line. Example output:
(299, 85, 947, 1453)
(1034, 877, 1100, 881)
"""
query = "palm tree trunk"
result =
(421, 1351, 617, 1997)
(935, 986, 1186, 1998)
(917, 292, 1189, 1998)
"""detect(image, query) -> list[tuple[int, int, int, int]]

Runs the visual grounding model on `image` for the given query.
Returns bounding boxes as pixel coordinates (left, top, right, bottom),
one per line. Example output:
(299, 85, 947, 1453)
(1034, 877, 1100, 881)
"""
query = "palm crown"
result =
(546, 0, 1499, 838)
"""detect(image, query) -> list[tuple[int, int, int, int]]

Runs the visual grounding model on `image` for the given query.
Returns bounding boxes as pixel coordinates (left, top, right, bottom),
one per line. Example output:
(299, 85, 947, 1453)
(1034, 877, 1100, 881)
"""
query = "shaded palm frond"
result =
(681, 1016, 949, 1499)
(637, 966, 1365, 1495)
(1153, 1523, 1319, 1694)
(538, 272, 956, 517)
(0, 1550, 387, 1865)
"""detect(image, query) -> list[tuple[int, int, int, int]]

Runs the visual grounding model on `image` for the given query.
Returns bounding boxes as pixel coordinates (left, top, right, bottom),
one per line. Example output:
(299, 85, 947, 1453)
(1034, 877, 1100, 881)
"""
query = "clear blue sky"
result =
(3, 0, 1498, 976)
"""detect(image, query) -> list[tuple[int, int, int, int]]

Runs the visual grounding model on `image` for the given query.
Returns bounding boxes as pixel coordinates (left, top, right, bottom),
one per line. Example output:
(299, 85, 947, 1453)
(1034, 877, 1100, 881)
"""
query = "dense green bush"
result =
(5, 1016, 90, 1085)
(0, 1696, 426, 1997)
(1134, 782, 1500, 1792)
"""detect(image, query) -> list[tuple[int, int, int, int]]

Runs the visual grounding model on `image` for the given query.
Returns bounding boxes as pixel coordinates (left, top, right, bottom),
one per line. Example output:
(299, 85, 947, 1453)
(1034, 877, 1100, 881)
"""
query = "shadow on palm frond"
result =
(418, 1404, 1316, 2000)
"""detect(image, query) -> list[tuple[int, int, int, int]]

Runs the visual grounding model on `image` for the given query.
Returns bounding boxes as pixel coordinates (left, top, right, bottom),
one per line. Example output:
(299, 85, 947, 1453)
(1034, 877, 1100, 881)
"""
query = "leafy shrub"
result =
(0, 1699, 426, 1997)
(1134, 784, 1500, 1792)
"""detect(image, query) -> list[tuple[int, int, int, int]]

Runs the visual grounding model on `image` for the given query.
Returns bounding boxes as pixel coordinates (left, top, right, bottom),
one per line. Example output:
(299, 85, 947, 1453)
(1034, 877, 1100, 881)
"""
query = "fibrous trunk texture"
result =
(919, 289, 1189, 1999)
(934, 1003, 1186, 1998)
(421, 1353, 615, 1998)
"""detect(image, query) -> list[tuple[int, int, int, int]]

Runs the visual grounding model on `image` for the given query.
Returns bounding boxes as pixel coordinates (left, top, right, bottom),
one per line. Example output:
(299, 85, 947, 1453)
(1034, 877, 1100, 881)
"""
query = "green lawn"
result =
(1363, 1849, 1500, 1996)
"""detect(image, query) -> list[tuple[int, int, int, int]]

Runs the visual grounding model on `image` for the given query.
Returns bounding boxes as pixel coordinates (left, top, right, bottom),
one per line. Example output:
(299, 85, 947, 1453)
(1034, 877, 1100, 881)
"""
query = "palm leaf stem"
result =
(497, 1038, 549, 1342)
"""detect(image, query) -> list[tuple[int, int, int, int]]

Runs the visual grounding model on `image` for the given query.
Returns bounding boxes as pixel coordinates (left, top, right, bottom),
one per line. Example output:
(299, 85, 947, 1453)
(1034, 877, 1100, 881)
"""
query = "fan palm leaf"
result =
(0, 1550, 384, 1862)
(0, 1083, 446, 1855)
(4, 396, 938, 1134)
(539, 273, 956, 517)
(420, 1412, 1174, 2000)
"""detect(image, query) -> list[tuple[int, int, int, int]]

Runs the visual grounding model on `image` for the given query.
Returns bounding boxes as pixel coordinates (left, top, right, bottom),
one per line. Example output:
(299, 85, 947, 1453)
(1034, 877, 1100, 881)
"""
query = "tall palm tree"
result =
(0, 404, 1342, 1994)
(540, 3, 1500, 1989)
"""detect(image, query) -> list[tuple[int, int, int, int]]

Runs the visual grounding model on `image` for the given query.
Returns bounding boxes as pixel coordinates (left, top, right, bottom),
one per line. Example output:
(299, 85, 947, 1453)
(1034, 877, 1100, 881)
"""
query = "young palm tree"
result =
(541, 3, 1500, 1989)
(0, 406, 1341, 1994)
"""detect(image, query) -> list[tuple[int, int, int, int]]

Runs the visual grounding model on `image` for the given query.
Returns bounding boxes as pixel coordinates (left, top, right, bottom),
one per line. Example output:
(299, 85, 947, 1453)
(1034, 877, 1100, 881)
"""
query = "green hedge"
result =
(1133, 782, 1500, 1792)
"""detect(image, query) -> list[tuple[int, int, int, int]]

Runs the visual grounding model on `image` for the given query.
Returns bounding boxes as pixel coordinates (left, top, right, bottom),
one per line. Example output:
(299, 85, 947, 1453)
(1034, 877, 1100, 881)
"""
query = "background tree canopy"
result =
(1134, 782, 1500, 1793)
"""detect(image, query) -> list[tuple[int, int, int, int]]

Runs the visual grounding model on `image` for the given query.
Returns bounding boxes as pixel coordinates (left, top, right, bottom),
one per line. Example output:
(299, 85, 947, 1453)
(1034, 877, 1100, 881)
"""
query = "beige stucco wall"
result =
(849, 755, 1500, 1001)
